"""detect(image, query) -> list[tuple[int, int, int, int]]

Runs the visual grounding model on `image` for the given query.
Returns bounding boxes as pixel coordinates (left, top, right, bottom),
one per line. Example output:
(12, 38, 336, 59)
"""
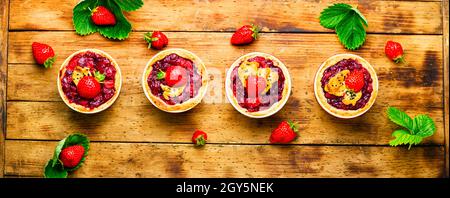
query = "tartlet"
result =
(57, 49, 122, 114)
(314, 54, 378, 118)
(225, 52, 291, 118)
(142, 48, 209, 113)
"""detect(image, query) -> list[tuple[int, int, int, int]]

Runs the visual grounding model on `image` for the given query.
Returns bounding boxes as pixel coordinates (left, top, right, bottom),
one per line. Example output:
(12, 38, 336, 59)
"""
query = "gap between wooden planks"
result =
(5, 32, 445, 145)
(9, 0, 443, 34)
(3, 140, 445, 178)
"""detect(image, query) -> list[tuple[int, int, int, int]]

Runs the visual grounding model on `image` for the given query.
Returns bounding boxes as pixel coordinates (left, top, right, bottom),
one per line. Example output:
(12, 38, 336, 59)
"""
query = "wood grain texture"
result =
(6, 32, 445, 145)
(9, 0, 443, 34)
(0, 0, 9, 178)
(443, 0, 449, 177)
(4, 140, 445, 178)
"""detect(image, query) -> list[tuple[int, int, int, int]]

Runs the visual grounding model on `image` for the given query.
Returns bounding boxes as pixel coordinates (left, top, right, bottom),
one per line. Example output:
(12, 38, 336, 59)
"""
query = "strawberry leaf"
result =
(44, 159, 68, 178)
(113, 0, 143, 12)
(413, 115, 436, 137)
(319, 3, 352, 29)
(43, 57, 55, 68)
(97, 0, 132, 40)
(73, 0, 98, 36)
(389, 130, 423, 150)
(335, 11, 366, 50)
(387, 107, 414, 131)
(157, 70, 165, 80)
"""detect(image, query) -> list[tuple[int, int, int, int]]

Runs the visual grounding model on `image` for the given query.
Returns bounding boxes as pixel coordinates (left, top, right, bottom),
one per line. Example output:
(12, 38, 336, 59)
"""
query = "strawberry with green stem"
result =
(144, 31, 169, 50)
(192, 130, 208, 146)
(32, 42, 56, 68)
(270, 121, 299, 144)
(231, 24, 260, 45)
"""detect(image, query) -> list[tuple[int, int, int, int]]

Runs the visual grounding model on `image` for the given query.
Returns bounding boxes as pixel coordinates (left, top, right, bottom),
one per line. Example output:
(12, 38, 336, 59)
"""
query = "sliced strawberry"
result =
(104, 80, 115, 89)
(246, 75, 267, 98)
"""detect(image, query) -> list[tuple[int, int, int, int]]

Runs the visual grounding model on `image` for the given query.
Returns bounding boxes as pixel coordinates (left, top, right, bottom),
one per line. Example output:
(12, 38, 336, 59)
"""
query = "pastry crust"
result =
(142, 48, 209, 113)
(225, 52, 291, 118)
(57, 49, 122, 114)
(314, 54, 378, 118)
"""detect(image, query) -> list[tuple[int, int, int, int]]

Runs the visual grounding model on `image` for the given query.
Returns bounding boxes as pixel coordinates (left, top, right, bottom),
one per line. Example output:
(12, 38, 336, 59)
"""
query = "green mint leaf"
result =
(44, 159, 68, 178)
(73, 0, 98, 36)
(335, 11, 366, 50)
(389, 129, 423, 149)
(319, 3, 353, 29)
(97, 0, 132, 40)
(94, 71, 106, 82)
(413, 115, 436, 138)
(113, 0, 143, 12)
(387, 107, 414, 131)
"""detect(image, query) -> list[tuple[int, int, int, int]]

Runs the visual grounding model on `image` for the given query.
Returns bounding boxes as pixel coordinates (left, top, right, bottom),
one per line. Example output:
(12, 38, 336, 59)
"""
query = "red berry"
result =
(77, 76, 101, 99)
(385, 40, 405, 63)
(32, 42, 55, 68)
(59, 145, 85, 168)
(104, 80, 115, 89)
(91, 6, 116, 26)
(345, 70, 365, 92)
(144, 31, 169, 50)
(192, 130, 207, 146)
(270, 121, 299, 144)
(161, 66, 188, 87)
(246, 75, 267, 98)
(231, 25, 260, 45)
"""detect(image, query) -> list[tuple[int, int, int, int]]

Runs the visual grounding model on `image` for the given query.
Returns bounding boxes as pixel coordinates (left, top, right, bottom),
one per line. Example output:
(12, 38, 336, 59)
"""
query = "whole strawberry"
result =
(192, 130, 207, 146)
(144, 31, 169, 50)
(270, 121, 299, 144)
(59, 145, 85, 168)
(345, 69, 365, 92)
(77, 76, 101, 99)
(231, 25, 260, 45)
(385, 40, 405, 63)
(32, 42, 55, 68)
(91, 6, 116, 26)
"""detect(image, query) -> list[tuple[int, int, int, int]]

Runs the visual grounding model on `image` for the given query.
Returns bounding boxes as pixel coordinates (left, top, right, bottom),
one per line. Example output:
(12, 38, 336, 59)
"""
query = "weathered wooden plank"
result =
(4, 140, 445, 178)
(9, 0, 443, 34)
(0, 0, 9, 178)
(442, 0, 449, 177)
(6, 32, 445, 145)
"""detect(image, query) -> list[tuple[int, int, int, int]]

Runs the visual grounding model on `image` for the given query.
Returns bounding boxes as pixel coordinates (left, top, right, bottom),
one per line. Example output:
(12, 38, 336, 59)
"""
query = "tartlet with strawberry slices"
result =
(314, 54, 378, 118)
(225, 52, 291, 118)
(57, 49, 122, 114)
(142, 48, 208, 112)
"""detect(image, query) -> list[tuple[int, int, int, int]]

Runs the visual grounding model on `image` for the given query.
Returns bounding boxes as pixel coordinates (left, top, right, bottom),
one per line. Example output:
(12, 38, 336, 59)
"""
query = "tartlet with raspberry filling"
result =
(142, 48, 208, 112)
(314, 54, 378, 118)
(57, 49, 122, 114)
(225, 52, 291, 118)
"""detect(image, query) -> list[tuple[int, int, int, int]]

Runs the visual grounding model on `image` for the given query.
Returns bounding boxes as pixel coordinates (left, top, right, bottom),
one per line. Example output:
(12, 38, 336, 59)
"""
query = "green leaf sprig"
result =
(73, 0, 144, 40)
(44, 133, 90, 178)
(319, 3, 368, 50)
(386, 107, 436, 149)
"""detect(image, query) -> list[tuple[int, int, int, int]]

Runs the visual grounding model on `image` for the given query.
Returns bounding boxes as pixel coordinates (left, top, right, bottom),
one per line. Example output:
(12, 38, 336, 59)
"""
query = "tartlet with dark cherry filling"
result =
(314, 54, 378, 118)
(226, 52, 291, 118)
(142, 48, 208, 112)
(57, 49, 122, 114)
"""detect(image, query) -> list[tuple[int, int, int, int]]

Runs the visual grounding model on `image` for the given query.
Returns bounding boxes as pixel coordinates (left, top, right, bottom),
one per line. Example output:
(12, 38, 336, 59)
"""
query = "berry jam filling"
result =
(147, 53, 202, 105)
(230, 56, 286, 112)
(60, 51, 117, 109)
(320, 59, 373, 110)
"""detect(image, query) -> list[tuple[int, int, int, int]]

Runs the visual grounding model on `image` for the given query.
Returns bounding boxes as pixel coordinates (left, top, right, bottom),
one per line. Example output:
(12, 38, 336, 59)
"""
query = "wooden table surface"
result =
(0, 0, 448, 178)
